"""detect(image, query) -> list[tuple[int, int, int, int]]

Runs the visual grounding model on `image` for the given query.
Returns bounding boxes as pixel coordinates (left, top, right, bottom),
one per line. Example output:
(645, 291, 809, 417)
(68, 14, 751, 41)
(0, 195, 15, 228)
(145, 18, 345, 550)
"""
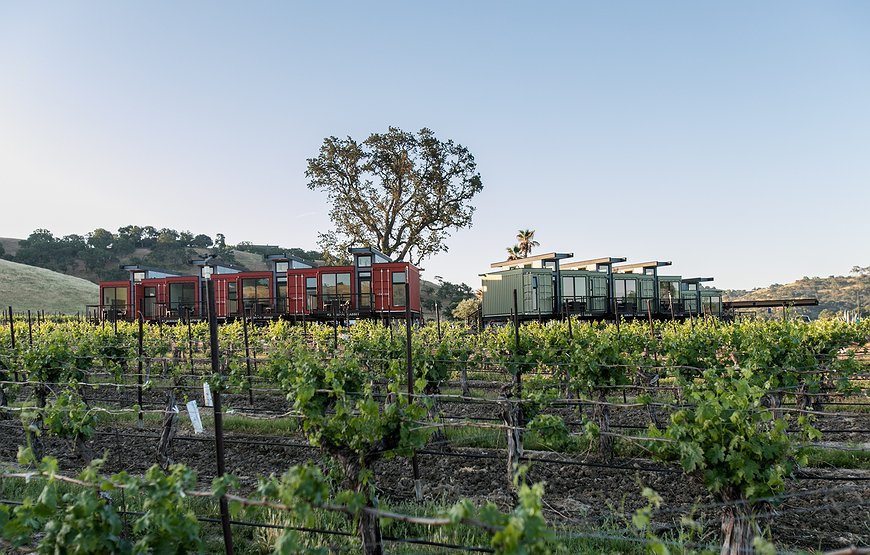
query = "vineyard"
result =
(1, 303, 869, 554)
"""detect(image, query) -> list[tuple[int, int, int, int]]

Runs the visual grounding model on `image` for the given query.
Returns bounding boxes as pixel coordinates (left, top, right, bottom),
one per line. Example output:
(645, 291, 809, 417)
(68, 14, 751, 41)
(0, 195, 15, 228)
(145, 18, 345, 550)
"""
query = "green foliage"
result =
(42, 386, 97, 442)
(39, 486, 127, 555)
(306, 127, 483, 264)
(122, 464, 204, 554)
(448, 470, 556, 554)
(271, 338, 432, 488)
(647, 367, 817, 501)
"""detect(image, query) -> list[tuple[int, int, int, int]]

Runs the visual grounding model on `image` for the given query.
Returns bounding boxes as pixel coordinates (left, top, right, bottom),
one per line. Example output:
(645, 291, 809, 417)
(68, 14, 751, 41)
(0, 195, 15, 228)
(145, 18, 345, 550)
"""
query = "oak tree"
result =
(306, 127, 483, 264)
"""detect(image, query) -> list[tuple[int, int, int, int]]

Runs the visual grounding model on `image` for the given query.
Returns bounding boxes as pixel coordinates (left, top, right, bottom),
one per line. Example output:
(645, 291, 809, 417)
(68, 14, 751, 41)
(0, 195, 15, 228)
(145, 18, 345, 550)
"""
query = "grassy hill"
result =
(0, 258, 99, 314)
(0, 236, 275, 281)
(724, 273, 870, 319)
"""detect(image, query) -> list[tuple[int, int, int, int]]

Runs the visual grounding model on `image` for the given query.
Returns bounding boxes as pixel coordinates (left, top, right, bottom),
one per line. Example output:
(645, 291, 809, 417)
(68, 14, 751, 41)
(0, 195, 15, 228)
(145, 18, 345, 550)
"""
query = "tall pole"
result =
(137, 313, 144, 428)
(242, 311, 254, 405)
(512, 289, 521, 396)
(186, 307, 194, 374)
(206, 281, 234, 555)
(8, 307, 17, 382)
(27, 310, 33, 348)
(405, 273, 422, 500)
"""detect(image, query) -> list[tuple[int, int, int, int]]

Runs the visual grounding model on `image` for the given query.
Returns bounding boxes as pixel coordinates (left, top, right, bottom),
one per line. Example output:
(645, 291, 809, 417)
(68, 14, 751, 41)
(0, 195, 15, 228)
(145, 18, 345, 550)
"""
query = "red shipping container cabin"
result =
(285, 248, 421, 320)
(210, 271, 274, 318)
(96, 248, 422, 322)
(97, 267, 200, 321)
(98, 280, 132, 320)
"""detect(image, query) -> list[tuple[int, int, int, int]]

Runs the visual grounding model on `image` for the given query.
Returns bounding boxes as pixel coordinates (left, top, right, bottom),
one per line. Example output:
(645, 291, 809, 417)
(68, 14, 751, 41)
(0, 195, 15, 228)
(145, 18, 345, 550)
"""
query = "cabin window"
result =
(306, 277, 318, 310)
(132, 272, 145, 283)
(357, 255, 372, 268)
(169, 282, 196, 315)
(705, 296, 722, 316)
(358, 271, 372, 308)
(562, 276, 587, 301)
(660, 281, 679, 299)
(615, 279, 637, 299)
(275, 261, 289, 273)
(143, 287, 156, 318)
(242, 278, 270, 313)
(228, 282, 238, 315)
(392, 272, 406, 307)
(562, 277, 574, 298)
(102, 287, 128, 311)
(276, 280, 287, 313)
(321, 273, 351, 306)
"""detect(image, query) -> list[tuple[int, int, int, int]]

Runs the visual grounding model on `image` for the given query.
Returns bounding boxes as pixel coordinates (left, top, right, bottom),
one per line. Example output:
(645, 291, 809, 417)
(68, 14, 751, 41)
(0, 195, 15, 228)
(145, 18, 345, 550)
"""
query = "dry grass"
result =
(0, 257, 98, 313)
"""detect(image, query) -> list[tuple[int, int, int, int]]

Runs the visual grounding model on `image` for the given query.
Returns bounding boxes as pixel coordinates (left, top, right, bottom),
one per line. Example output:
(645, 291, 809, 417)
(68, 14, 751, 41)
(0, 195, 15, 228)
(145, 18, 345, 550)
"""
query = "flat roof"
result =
(264, 253, 316, 267)
(490, 251, 573, 269)
(683, 277, 714, 284)
(614, 260, 672, 273)
(560, 257, 627, 270)
(349, 246, 392, 263)
(724, 298, 819, 309)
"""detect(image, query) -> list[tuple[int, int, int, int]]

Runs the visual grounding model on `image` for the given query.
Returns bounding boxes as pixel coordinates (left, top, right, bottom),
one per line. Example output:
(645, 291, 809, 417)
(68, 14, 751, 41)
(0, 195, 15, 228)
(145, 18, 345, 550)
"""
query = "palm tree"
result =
(506, 245, 522, 260)
(516, 229, 539, 258)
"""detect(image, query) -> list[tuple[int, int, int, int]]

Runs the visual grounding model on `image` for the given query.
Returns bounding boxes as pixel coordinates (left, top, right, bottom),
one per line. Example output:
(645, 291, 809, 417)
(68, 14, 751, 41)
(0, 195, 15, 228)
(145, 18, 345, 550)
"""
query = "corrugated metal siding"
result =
(482, 268, 555, 318)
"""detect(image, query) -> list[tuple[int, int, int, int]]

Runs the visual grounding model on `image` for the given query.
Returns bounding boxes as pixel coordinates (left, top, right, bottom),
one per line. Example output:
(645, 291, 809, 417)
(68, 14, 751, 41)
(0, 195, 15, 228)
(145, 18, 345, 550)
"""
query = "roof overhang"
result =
(560, 257, 627, 270)
(614, 260, 672, 273)
(724, 298, 819, 309)
(349, 246, 392, 263)
(490, 251, 573, 269)
(683, 277, 715, 284)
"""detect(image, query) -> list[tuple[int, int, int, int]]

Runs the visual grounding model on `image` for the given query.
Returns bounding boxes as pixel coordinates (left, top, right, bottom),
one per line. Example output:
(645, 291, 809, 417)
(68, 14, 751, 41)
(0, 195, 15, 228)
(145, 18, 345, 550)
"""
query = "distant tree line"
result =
(234, 241, 322, 263)
(6, 227, 234, 282)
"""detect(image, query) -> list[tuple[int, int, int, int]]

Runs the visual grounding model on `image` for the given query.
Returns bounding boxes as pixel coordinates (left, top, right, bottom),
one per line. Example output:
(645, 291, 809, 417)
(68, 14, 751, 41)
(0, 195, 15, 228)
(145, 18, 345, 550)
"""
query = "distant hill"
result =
(724, 273, 870, 319)
(0, 258, 99, 314)
(0, 233, 319, 283)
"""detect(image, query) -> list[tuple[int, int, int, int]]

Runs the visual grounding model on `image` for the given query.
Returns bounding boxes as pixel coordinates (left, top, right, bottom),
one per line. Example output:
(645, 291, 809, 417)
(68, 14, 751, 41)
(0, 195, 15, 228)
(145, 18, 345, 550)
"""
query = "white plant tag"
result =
(186, 400, 204, 434)
(203, 382, 213, 407)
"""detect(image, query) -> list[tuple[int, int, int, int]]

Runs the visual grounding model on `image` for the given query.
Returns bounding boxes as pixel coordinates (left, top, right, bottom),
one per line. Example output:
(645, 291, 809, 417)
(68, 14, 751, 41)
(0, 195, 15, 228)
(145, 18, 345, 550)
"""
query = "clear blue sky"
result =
(2, 1, 869, 290)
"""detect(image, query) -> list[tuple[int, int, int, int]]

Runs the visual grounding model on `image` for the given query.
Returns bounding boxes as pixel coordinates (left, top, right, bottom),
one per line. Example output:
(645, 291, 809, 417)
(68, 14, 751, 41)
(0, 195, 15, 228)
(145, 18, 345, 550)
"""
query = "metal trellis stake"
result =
(242, 310, 254, 405)
(206, 280, 235, 555)
(186, 307, 194, 374)
(405, 275, 422, 501)
(137, 313, 144, 428)
(8, 307, 17, 382)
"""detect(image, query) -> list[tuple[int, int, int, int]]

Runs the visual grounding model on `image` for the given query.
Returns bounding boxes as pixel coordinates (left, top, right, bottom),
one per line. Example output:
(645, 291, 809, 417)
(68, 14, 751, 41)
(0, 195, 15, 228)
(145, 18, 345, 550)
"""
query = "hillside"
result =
(0, 234, 301, 282)
(724, 273, 870, 319)
(0, 258, 99, 314)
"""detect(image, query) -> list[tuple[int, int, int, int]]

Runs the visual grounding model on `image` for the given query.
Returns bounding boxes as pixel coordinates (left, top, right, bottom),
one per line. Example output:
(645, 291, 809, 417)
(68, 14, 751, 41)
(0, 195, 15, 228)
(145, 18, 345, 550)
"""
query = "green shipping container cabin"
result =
(481, 252, 573, 320)
(558, 257, 626, 318)
(611, 272, 656, 316)
(614, 261, 677, 318)
(681, 277, 715, 318)
(657, 275, 684, 318)
(559, 268, 609, 317)
(699, 288, 723, 318)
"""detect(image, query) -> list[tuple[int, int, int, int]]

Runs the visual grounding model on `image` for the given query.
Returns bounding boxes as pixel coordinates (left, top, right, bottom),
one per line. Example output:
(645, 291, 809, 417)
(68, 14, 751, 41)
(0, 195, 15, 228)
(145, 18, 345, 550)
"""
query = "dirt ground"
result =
(1, 398, 868, 552)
